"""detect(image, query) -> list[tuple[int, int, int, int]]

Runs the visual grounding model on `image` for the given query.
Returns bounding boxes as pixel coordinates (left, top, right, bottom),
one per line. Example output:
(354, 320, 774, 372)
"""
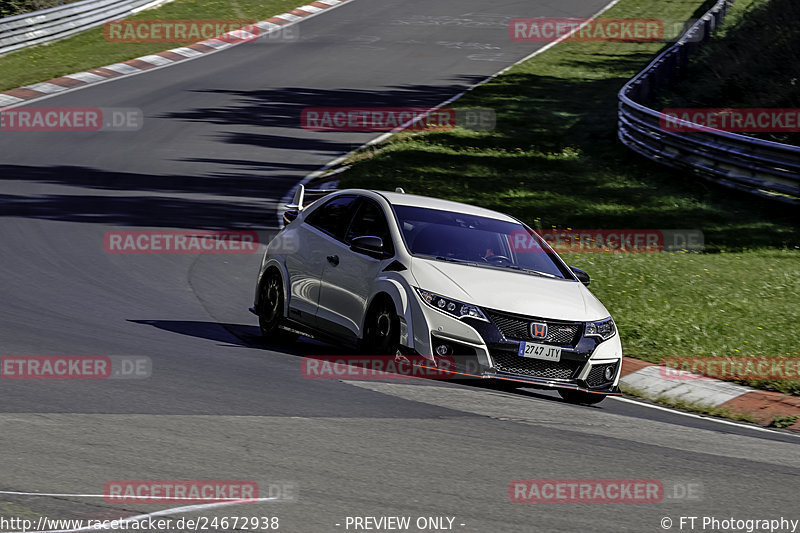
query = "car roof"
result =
(337, 189, 519, 223)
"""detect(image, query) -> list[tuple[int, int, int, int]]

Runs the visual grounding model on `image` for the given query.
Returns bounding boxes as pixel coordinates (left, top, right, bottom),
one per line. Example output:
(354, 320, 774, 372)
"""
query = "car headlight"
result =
(415, 288, 488, 322)
(585, 317, 616, 340)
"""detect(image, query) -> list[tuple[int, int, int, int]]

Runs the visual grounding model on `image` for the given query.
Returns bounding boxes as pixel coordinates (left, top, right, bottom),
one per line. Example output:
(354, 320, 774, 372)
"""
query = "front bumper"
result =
(408, 295, 622, 395)
(480, 345, 621, 394)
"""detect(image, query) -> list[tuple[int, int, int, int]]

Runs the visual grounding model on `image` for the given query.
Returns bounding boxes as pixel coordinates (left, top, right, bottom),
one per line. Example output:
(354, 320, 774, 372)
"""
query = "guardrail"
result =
(0, 0, 171, 56)
(618, 0, 800, 204)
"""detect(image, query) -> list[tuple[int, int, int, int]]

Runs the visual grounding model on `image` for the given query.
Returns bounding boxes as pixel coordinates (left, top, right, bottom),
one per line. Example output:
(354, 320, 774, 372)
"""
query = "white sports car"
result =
(251, 187, 622, 404)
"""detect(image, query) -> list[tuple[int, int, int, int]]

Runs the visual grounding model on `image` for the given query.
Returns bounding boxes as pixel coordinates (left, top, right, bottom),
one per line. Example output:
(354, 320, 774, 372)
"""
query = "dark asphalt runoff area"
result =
(1, 0, 798, 531)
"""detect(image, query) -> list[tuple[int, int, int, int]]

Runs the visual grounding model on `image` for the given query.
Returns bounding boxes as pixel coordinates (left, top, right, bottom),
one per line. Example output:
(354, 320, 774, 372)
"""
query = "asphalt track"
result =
(1, 0, 799, 532)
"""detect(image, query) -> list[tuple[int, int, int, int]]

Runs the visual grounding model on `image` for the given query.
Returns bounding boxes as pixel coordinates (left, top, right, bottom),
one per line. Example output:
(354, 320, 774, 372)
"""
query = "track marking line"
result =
(610, 396, 800, 437)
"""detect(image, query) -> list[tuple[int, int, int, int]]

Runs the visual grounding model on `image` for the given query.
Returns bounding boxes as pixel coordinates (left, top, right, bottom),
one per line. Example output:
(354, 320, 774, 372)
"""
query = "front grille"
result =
(491, 351, 582, 380)
(586, 363, 617, 387)
(486, 311, 581, 345)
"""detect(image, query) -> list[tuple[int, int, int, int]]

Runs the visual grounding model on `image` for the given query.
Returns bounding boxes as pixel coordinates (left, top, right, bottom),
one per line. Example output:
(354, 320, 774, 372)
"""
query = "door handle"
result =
(326, 255, 339, 266)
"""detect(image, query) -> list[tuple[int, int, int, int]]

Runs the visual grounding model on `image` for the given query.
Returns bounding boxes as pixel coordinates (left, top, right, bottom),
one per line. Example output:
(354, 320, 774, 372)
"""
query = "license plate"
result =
(518, 342, 562, 362)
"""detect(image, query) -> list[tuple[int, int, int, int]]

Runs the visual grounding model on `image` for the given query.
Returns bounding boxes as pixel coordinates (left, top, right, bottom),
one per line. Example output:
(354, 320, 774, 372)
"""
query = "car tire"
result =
(362, 296, 400, 355)
(558, 389, 607, 405)
(258, 269, 297, 342)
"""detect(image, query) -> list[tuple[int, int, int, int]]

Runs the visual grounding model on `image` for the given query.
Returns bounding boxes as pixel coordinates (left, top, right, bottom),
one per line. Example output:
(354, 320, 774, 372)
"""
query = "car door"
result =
(316, 197, 396, 340)
(284, 195, 359, 327)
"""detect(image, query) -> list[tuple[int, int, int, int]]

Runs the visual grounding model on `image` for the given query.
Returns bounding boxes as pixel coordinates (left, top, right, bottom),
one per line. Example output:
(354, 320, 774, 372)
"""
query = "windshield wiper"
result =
(433, 256, 479, 266)
(425, 255, 560, 278)
(497, 264, 559, 278)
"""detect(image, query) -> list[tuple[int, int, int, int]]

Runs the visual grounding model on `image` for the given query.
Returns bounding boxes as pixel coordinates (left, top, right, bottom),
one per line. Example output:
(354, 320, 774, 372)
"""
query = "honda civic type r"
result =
(252, 188, 622, 404)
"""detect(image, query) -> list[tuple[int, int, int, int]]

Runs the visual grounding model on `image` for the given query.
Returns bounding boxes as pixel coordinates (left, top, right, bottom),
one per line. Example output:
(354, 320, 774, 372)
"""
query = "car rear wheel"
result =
(362, 296, 400, 355)
(558, 389, 607, 405)
(258, 270, 297, 342)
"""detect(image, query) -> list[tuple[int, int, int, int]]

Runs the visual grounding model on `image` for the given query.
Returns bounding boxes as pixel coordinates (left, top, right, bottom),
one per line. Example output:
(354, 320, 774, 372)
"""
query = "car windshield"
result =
(392, 205, 572, 279)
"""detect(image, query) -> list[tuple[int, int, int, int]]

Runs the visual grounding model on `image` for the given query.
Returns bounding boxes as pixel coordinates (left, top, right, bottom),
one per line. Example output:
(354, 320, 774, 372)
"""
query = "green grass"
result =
(769, 415, 799, 429)
(0, 0, 83, 18)
(657, 0, 800, 145)
(0, 0, 303, 91)
(568, 250, 800, 395)
(336, 0, 800, 394)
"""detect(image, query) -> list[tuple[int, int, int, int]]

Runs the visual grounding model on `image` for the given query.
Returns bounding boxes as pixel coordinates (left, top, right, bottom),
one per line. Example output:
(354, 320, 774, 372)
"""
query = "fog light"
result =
(435, 343, 452, 356)
(604, 365, 616, 381)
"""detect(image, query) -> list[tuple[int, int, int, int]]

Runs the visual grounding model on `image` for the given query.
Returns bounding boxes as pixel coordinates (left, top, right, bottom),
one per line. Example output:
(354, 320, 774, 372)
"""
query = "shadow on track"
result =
(130, 318, 581, 406)
(129, 318, 349, 357)
(161, 80, 486, 131)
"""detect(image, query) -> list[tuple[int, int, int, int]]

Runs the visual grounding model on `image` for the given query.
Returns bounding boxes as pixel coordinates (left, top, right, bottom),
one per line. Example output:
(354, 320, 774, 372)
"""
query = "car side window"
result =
(304, 195, 359, 241)
(345, 199, 395, 255)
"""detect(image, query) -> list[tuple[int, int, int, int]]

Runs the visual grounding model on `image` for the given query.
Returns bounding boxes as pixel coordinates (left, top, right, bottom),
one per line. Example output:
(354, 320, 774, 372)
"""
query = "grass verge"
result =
(0, 0, 83, 18)
(336, 0, 800, 394)
(769, 415, 799, 429)
(0, 0, 303, 91)
(656, 0, 800, 145)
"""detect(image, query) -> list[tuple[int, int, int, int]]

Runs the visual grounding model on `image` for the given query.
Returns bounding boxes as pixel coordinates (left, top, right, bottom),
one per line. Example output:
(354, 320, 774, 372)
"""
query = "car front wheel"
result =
(362, 296, 400, 355)
(258, 270, 296, 342)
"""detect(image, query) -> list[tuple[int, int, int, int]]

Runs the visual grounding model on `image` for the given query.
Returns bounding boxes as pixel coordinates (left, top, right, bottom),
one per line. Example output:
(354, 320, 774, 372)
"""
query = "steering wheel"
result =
(483, 255, 512, 265)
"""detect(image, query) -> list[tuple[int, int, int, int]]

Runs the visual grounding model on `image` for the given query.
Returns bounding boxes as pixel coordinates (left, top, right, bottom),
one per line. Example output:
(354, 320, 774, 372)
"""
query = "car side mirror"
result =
(283, 209, 299, 224)
(351, 235, 385, 256)
(570, 266, 590, 286)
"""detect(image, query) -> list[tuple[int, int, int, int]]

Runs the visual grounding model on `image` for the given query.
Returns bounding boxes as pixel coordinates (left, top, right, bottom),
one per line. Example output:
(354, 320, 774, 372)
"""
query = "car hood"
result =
(409, 258, 610, 322)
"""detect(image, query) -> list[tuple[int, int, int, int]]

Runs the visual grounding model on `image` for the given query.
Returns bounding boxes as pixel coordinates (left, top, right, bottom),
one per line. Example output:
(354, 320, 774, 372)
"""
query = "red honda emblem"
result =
(530, 322, 548, 338)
